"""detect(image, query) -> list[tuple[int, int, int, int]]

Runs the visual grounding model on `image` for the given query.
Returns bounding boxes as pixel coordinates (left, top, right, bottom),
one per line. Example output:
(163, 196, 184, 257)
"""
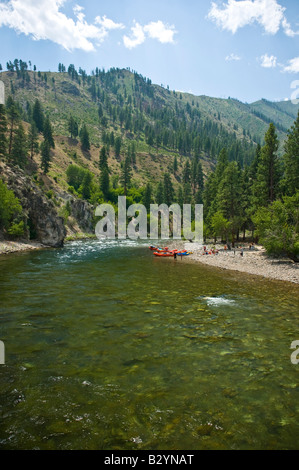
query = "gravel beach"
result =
(181, 242, 299, 285)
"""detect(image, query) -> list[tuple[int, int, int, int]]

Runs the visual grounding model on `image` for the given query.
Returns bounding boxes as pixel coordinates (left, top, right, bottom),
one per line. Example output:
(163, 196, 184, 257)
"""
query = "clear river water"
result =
(0, 239, 298, 450)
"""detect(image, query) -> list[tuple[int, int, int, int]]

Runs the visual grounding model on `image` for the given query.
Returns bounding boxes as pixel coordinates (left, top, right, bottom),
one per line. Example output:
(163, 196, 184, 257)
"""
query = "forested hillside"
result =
(0, 60, 298, 258)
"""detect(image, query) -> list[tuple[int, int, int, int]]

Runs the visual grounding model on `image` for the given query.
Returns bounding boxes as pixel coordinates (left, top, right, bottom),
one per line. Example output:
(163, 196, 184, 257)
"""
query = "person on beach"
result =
(240, 247, 244, 257)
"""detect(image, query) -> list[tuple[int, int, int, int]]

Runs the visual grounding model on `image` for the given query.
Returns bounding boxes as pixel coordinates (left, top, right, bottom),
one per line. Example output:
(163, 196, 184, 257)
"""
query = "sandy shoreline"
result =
(179, 242, 299, 285)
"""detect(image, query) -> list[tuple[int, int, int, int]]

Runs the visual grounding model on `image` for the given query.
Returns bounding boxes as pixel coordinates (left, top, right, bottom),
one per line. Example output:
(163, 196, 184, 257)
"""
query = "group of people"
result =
(202, 246, 219, 255)
(202, 243, 255, 257)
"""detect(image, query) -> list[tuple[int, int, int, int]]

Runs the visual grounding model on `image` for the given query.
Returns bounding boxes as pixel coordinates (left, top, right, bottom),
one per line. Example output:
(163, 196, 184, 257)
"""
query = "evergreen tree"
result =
(177, 185, 184, 208)
(163, 173, 174, 206)
(99, 146, 108, 171)
(40, 139, 51, 174)
(99, 146, 110, 198)
(182, 159, 191, 184)
(143, 183, 152, 211)
(252, 123, 280, 208)
(79, 124, 90, 151)
(283, 111, 299, 196)
(81, 171, 93, 200)
(120, 156, 132, 196)
(249, 143, 262, 181)
(114, 136, 122, 159)
(173, 155, 178, 175)
(11, 123, 28, 168)
(98, 104, 103, 119)
(28, 121, 39, 159)
(183, 182, 192, 204)
(6, 96, 19, 157)
(68, 116, 78, 139)
(43, 116, 55, 149)
(196, 161, 204, 193)
(100, 167, 110, 200)
(0, 104, 8, 160)
(214, 148, 228, 184)
(32, 99, 44, 133)
(217, 161, 242, 245)
(155, 181, 164, 205)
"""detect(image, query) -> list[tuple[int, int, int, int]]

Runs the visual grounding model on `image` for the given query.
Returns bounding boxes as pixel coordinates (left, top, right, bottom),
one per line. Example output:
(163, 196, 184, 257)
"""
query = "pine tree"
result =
(214, 148, 228, 184)
(81, 171, 93, 200)
(177, 185, 184, 208)
(99, 146, 108, 171)
(183, 182, 192, 204)
(183, 159, 191, 184)
(249, 143, 261, 181)
(11, 123, 28, 168)
(163, 173, 174, 206)
(143, 183, 152, 211)
(114, 136, 122, 159)
(100, 167, 110, 200)
(99, 146, 110, 198)
(40, 139, 51, 174)
(120, 156, 132, 196)
(28, 121, 39, 159)
(6, 96, 19, 157)
(173, 155, 178, 175)
(80, 124, 90, 151)
(217, 161, 242, 246)
(283, 111, 299, 196)
(68, 116, 78, 139)
(155, 181, 164, 205)
(0, 104, 8, 160)
(43, 116, 55, 149)
(32, 99, 44, 133)
(196, 161, 204, 193)
(252, 123, 280, 207)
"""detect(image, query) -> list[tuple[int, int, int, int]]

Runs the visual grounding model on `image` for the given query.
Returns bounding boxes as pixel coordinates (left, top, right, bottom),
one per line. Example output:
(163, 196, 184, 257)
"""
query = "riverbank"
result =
(0, 240, 46, 256)
(179, 242, 299, 285)
(0, 232, 96, 256)
(1, 239, 298, 285)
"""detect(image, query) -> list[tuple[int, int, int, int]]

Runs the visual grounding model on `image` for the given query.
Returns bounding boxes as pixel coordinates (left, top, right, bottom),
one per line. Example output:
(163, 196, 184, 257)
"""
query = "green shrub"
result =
(8, 221, 26, 237)
(0, 179, 22, 231)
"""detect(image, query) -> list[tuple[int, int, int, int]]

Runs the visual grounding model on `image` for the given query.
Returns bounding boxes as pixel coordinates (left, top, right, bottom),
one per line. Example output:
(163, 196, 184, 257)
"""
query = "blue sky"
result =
(0, 0, 298, 103)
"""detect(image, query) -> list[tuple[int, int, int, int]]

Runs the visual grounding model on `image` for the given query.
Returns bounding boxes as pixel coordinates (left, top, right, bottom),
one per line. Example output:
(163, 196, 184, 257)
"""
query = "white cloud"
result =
(225, 52, 241, 61)
(260, 53, 277, 68)
(95, 15, 125, 31)
(283, 57, 299, 73)
(123, 20, 176, 49)
(281, 17, 299, 37)
(0, 0, 124, 51)
(208, 0, 299, 36)
(123, 22, 146, 49)
(143, 20, 176, 44)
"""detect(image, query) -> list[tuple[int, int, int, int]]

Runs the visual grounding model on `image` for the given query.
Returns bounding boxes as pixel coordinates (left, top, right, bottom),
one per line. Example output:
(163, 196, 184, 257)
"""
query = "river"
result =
(0, 239, 298, 449)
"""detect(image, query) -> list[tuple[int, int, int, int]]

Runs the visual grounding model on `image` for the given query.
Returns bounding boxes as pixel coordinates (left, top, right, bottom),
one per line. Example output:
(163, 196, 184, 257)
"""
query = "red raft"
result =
(153, 249, 188, 257)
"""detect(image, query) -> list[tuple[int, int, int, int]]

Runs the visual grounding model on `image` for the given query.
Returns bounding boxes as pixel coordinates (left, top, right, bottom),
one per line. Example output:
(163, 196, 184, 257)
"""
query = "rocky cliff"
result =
(0, 162, 66, 247)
